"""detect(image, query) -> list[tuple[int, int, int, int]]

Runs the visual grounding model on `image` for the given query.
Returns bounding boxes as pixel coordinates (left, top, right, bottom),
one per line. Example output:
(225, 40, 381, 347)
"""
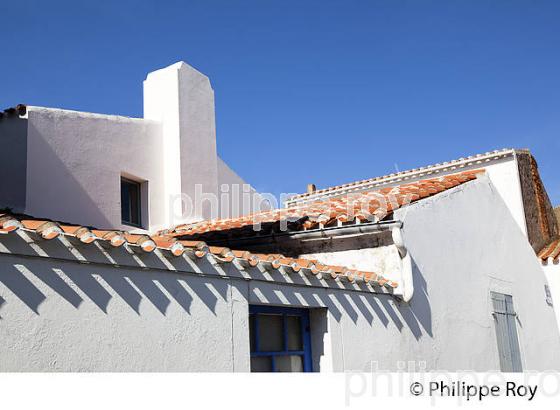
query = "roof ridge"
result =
(286, 148, 517, 204)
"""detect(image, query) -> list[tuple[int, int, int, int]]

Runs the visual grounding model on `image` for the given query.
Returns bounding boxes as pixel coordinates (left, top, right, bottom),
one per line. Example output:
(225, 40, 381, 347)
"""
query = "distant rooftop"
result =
(286, 148, 520, 207)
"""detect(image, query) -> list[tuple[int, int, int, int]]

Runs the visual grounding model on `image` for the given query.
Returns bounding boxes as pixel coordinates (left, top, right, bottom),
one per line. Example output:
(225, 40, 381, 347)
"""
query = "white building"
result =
(286, 148, 558, 255)
(0, 62, 265, 233)
(0, 63, 559, 372)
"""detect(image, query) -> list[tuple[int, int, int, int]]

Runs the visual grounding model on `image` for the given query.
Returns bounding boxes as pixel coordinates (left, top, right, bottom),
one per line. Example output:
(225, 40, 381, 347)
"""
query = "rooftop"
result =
(0, 212, 397, 291)
(286, 148, 518, 207)
(162, 169, 485, 242)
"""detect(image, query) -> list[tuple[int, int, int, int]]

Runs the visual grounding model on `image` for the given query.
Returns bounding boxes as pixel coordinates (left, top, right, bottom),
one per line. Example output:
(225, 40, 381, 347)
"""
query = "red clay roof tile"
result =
(0, 212, 393, 290)
(163, 169, 485, 237)
(539, 238, 560, 264)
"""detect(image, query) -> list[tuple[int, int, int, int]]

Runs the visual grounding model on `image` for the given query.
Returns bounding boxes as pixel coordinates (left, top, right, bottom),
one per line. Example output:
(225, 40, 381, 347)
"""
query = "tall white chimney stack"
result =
(143, 62, 219, 226)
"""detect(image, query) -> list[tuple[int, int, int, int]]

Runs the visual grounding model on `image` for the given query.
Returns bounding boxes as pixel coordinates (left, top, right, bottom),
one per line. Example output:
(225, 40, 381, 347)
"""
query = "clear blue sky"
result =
(1, 1, 559, 205)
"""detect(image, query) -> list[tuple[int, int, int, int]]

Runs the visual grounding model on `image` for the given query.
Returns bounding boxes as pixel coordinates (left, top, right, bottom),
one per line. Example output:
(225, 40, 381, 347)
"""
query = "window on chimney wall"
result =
(121, 177, 142, 227)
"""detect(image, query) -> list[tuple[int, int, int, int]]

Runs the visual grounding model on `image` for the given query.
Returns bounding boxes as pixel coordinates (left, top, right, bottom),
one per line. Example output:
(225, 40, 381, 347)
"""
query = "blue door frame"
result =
(249, 305, 313, 372)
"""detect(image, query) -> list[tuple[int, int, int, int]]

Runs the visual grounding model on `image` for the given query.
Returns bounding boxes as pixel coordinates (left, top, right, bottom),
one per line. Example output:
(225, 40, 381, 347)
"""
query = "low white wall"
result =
(0, 253, 250, 372)
(300, 246, 402, 286)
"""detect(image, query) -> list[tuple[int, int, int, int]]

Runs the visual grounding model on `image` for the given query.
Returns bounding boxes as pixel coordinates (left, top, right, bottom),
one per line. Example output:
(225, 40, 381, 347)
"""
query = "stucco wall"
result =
(24, 107, 165, 231)
(1, 176, 559, 372)
(301, 245, 402, 285)
(483, 157, 528, 236)
(0, 252, 250, 372)
(543, 264, 560, 335)
(256, 175, 560, 371)
(393, 175, 560, 370)
(217, 157, 271, 216)
(0, 62, 262, 232)
(0, 62, 264, 231)
(21, 105, 262, 232)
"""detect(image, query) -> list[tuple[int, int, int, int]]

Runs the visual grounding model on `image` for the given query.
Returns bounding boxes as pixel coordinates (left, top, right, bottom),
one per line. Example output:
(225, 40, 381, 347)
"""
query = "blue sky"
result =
(1, 1, 559, 205)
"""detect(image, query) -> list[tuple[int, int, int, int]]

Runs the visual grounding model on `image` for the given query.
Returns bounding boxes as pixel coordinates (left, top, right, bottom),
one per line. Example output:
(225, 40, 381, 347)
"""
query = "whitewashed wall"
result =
(543, 264, 560, 335)
(1, 176, 559, 372)
(0, 62, 262, 232)
(24, 108, 166, 232)
(392, 174, 560, 370)
(481, 157, 528, 236)
(217, 157, 271, 217)
(244, 174, 560, 371)
(0, 253, 249, 372)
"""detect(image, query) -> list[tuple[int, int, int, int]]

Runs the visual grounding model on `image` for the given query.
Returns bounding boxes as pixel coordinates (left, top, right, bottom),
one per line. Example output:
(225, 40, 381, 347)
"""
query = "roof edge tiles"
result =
(538, 238, 560, 265)
(0, 213, 397, 292)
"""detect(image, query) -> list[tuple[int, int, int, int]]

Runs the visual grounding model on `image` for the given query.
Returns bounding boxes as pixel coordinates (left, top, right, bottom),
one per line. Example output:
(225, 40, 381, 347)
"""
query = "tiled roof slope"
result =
(286, 149, 514, 206)
(163, 169, 484, 237)
(539, 238, 560, 265)
(0, 213, 396, 289)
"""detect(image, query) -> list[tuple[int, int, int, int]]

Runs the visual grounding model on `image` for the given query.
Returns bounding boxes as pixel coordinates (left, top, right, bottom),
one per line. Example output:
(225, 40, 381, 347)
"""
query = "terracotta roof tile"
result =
(539, 238, 560, 264)
(163, 169, 485, 238)
(0, 213, 394, 292)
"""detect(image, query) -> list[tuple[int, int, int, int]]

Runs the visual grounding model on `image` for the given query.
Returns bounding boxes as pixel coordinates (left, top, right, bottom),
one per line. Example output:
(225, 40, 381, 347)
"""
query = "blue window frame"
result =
(249, 305, 313, 372)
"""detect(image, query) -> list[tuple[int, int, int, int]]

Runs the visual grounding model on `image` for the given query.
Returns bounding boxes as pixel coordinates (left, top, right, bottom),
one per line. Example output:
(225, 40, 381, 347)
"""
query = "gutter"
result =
(290, 220, 403, 241)
(202, 220, 403, 246)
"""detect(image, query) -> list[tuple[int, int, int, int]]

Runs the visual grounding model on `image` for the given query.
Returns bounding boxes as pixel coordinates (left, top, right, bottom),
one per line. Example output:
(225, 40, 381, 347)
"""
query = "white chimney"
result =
(143, 62, 219, 226)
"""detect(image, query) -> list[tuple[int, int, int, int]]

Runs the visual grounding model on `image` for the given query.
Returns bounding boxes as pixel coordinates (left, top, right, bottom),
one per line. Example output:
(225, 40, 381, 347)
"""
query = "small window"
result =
(121, 177, 141, 227)
(249, 305, 312, 372)
(491, 292, 523, 372)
